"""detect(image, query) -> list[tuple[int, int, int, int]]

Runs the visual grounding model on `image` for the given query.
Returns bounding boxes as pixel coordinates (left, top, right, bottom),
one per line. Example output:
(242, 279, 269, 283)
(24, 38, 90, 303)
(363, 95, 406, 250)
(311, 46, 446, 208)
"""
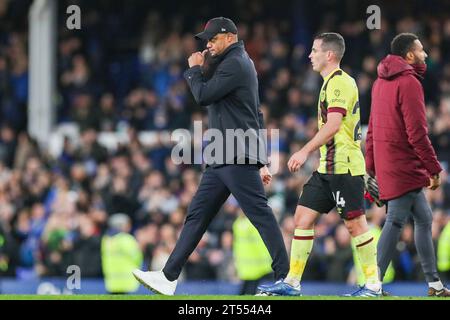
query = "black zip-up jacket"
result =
(184, 41, 268, 167)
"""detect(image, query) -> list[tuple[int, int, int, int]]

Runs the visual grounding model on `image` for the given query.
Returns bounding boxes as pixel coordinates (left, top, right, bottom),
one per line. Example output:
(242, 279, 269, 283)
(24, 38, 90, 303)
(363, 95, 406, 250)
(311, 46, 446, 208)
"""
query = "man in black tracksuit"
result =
(133, 17, 289, 295)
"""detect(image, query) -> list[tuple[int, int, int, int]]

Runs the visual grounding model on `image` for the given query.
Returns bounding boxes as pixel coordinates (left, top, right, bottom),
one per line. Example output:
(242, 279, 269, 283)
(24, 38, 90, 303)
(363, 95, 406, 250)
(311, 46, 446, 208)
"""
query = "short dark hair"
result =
(391, 33, 419, 58)
(314, 32, 346, 60)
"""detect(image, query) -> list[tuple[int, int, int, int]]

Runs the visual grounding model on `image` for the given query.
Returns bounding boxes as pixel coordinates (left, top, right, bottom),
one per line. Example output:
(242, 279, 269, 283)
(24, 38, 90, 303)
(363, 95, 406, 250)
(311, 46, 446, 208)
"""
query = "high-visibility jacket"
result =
(232, 215, 272, 280)
(438, 222, 450, 272)
(101, 232, 143, 293)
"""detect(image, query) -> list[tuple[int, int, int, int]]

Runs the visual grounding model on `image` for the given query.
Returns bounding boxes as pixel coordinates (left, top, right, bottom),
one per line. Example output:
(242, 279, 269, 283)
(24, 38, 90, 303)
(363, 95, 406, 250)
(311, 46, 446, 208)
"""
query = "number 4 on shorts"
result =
(332, 191, 346, 208)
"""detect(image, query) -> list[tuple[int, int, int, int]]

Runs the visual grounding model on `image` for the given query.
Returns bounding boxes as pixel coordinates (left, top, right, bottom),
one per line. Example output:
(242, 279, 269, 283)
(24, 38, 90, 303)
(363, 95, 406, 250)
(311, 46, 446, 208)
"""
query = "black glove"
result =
(364, 174, 385, 207)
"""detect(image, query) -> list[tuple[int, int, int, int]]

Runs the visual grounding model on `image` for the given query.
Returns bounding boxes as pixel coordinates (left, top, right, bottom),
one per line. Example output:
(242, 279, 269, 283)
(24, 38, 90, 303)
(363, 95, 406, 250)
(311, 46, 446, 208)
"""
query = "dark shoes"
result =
(428, 287, 450, 297)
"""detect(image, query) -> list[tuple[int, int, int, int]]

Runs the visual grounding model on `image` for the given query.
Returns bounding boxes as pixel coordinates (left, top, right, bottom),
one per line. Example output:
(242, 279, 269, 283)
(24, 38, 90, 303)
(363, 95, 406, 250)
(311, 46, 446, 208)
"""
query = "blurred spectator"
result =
(0, 220, 19, 277)
(101, 213, 142, 294)
(74, 127, 108, 165)
(135, 222, 159, 269)
(38, 212, 73, 276)
(391, 224, 422, 281)
(437, 215, 450, 281)
(71, 214, 103, 278)
(70, 93, 99, 131)
(0, 124, 17, 168)
(232, 214, 272, 295)
(184, 232, 217, 280)
(98, 93, 118, 132)
(13, 132, 39, 170)
(324, 224, 353, 282)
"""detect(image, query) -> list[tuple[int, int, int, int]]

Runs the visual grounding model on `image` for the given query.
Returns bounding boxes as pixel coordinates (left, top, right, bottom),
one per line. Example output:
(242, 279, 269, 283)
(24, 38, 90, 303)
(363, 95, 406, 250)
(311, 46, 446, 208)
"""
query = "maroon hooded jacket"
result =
(365, 54, 442, 201)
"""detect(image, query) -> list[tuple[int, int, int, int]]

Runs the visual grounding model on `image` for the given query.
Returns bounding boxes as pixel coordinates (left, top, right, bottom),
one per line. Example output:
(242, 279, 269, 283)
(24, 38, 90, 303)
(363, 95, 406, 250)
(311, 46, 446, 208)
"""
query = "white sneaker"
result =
(132, 269, 177, 295)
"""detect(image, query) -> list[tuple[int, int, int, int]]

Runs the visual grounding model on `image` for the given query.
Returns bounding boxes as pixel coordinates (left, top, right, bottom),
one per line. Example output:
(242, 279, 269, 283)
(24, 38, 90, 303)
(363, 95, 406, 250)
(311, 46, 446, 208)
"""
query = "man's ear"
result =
(327, 51, 333, 62)
(405, 51, 415, 63)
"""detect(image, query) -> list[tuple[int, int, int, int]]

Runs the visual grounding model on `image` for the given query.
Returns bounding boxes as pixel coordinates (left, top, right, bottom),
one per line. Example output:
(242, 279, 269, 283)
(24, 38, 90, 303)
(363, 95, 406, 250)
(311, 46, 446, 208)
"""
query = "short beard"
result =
(413, 55, 424, 64)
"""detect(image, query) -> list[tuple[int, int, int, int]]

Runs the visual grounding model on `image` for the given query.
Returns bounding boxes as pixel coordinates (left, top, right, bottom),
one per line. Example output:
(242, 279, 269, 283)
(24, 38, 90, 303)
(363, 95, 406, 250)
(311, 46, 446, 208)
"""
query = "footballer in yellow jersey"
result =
(317, 68, 365, 176)
(258, 33, 382, 297)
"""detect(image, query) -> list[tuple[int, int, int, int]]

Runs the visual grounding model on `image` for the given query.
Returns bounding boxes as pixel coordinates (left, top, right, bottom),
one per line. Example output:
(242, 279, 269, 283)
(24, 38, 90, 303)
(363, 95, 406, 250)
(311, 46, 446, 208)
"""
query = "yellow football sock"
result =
(354, 230, 380, 288)
(285, 229, 314, 287)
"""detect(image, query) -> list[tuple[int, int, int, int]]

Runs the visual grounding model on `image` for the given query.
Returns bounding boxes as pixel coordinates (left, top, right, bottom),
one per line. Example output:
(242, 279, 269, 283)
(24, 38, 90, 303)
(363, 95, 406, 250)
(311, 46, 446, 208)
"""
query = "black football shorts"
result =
(298, 171, 365, 220)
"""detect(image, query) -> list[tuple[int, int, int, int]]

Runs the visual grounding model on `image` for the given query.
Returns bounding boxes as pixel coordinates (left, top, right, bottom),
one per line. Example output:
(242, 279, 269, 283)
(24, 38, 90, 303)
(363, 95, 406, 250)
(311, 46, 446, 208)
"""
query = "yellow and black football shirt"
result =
(317, 68, 365, 176)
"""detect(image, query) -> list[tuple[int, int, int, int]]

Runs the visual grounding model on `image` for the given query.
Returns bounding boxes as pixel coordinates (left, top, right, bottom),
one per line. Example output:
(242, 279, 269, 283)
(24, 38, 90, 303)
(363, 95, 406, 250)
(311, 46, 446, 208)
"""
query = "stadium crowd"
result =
(0, 0, 449, 285)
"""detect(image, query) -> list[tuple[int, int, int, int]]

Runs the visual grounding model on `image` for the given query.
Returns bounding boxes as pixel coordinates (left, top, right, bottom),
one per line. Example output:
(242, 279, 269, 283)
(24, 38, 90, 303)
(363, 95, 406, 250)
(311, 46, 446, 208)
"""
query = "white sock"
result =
(429, 281, 444, 291)
(284, 277, 300, 288)
(366, 282, 382, 292)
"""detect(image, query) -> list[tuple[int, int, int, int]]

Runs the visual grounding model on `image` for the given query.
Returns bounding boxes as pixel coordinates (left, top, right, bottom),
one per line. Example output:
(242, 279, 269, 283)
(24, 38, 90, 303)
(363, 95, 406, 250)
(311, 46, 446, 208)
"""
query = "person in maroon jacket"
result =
(366, 33, 449, 297)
